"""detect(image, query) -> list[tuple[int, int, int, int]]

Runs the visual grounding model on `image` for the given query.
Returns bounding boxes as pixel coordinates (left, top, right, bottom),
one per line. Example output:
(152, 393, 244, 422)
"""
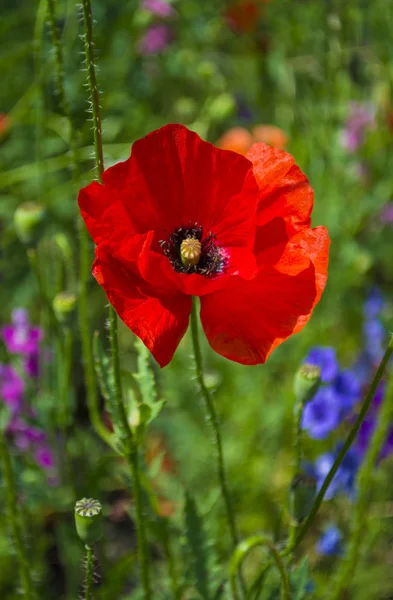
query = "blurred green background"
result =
(1, 0, 393, 598)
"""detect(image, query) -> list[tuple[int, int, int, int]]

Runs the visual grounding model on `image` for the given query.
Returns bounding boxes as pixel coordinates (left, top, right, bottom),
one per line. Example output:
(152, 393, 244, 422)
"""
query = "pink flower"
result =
(138, 24, 172, 54)
(141, 0, 174, 17)
(341, 102, 376, 152)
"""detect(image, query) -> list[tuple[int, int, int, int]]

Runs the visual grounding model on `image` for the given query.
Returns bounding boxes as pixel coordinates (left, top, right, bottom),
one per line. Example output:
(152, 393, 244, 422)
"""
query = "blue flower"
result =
(302, 387, 341, 439)
(317, 525, 343, 556)
(363, 318, 385, 364)
(311, 446, 360, 500)
(364, 288, 384, 320)
(305, 347, 338, 383)
(333, 370, 361, 418)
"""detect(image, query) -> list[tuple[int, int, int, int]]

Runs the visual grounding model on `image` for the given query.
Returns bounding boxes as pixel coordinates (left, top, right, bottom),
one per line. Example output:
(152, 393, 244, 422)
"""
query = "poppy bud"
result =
(53, 292, 77, 324)
(74, 498, 103, 545)
(13, 202, 46, 246)
(294, 363, 321, 405)
(289, 473, 317, 523)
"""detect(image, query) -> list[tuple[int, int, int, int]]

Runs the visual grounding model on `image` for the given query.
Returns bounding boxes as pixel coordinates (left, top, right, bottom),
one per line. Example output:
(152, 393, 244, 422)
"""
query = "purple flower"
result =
(302, 387, 341, 440)
(138, 24, 172, 54)
(305, 347, 339, 383)
(317, 525, 343, 556)
(141, 0, 174, 17)
(341, 102, 375, 152)
(0, 364, 24, 414)
(1, 309, 43, 356)
(34, 446, 55, 470)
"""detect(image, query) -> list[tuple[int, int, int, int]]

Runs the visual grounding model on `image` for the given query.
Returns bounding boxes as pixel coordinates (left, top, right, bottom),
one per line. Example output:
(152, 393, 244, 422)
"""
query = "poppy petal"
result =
(246, 144, 313, 240)
(93, 247, 191, 367)
(200, 227, 329, 365)
(78, 181, 134, 245)
(120, 124, 259, 249)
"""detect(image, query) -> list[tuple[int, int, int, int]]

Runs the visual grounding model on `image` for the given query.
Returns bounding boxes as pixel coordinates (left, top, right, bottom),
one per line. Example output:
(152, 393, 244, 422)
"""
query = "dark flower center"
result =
(160, 223, 227, 277)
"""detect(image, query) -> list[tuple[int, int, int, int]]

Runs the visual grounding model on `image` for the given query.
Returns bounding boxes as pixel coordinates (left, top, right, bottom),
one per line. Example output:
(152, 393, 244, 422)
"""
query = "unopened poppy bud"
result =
(53, 292, 76, 324)
(180, 237, 201, 267)
(294, 363, 321, 405)
(289, 473, 317, 523)
(13, 202, 46, 246)
(75, 498, 103, 545)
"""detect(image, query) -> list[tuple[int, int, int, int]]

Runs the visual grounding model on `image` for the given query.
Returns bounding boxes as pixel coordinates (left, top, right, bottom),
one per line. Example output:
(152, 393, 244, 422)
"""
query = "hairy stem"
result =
(80, 2, 152, 597)
(0, 432, 35, 599)
(84, 545, 94, 600)
(190, 298, 239, 546)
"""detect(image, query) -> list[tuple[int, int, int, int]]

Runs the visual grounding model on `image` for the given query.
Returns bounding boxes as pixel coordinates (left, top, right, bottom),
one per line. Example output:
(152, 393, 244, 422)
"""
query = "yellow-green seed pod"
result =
(293, 363, 321, 406)
(74, 498, 103, 546)
(13, 202, 46, 246)
(53, 292, 77, 325)
(289, 473, 317, 523)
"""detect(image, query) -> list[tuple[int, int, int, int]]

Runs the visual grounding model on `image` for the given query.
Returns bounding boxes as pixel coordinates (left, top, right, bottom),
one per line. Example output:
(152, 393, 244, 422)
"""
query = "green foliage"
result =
(1, 0, 393, 598)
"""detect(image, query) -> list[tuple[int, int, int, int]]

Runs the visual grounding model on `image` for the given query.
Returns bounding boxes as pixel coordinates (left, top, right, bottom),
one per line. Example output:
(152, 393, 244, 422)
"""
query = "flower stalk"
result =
(329, 338, 393, 599)
(84, 545, 94, 600)
(286, 334, 393, 555)
(190, 297, 239, 549)
(0, 431, 35, 599)
(80, 1, 152, 597)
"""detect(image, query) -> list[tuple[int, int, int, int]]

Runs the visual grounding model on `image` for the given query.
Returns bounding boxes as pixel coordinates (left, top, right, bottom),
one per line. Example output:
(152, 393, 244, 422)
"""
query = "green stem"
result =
(230, 536, 290, 600)
(84, 544, 94, 600)
(0, 432, 35, 599)
(329, 341, 393, 599)
(190, 298, 239, 548)
(47, 0, 68, 116)
(59, 326, 73, 428)
(129, 448, 152, 599)
(80, 2, 152, 598)
(80, 0, 104, 178)
(108, 307, 130, 440)
(287, 335, 393, 555)
(27, 247, 62, 340)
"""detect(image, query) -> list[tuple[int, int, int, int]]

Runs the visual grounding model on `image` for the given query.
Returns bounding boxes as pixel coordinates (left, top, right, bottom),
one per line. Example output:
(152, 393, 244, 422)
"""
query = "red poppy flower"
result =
(78, 124, 329, 367)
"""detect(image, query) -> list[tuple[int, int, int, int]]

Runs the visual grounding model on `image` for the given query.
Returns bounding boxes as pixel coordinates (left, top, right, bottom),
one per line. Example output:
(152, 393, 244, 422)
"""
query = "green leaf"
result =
(134, 339, 157, 406)
(184, 492, 210, 599)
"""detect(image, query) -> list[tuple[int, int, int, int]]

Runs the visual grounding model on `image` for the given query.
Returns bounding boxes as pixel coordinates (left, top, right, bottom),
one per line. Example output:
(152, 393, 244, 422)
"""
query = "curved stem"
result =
(190, 298, 239, 548)
(84, 545, 94, 600)
(230, 536, 290, 600)
(286, 335, 393, 555)
(0, 432, 35, 599)
(329, 341, 393, 600)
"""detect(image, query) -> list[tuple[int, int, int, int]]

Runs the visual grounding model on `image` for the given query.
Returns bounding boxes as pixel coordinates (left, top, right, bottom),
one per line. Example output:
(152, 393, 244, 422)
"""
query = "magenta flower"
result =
(138, 24, 172, 54)
(0, 364, 24, 414)
(141, 0, 174, 17)
(341, 102, 375, 152)
(1, 309, 43, 377)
